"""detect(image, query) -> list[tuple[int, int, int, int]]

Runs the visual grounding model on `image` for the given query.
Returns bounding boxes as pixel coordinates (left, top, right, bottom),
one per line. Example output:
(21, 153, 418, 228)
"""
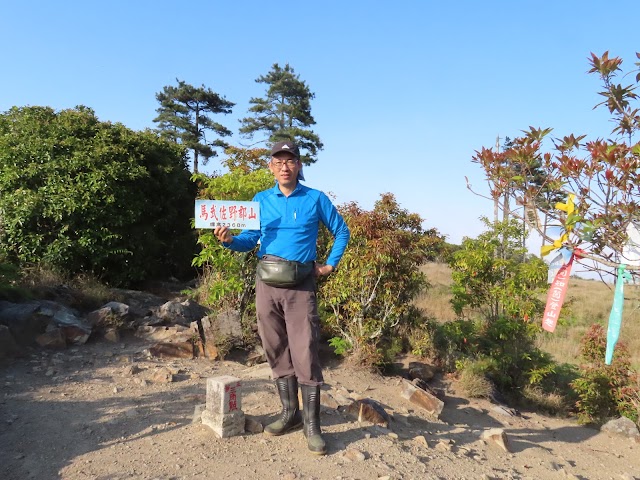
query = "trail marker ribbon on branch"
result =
(541, 193, 576, 257)
(542, 253, 575, 332)
(605, 264, 632, 365)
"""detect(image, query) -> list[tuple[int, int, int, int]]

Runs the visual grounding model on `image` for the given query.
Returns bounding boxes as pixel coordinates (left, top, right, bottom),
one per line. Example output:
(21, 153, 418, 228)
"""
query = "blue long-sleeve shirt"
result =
(224, 183, 350, 268)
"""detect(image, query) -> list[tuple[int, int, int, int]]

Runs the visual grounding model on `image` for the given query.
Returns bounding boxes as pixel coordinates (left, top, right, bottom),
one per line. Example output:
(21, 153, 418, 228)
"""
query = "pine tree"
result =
(240, 63, 322, 164)
(154, 79, 234, 173)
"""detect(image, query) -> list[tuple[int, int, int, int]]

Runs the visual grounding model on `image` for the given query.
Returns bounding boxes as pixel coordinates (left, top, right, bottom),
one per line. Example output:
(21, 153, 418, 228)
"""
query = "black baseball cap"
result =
(270, 141, 300, 159)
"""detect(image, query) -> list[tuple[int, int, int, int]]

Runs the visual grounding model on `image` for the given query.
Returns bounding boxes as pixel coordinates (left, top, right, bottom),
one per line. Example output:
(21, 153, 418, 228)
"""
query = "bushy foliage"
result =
(0, 106, 196, 286)
(449, 218, 547, 321)
(191, 147, 273, 320)
(571, 323, 639, 424)
(317, 193, 446, 366)
(439, 219, 555, 394)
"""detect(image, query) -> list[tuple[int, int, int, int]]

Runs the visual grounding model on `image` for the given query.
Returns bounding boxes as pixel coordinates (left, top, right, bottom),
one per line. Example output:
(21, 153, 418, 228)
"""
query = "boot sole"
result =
(309, 449, 327, 455)
(263, 423, 303, 436)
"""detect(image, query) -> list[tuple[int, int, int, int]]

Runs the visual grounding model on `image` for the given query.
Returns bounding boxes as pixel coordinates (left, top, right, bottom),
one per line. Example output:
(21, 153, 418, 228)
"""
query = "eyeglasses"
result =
(271, 159, 298, 169)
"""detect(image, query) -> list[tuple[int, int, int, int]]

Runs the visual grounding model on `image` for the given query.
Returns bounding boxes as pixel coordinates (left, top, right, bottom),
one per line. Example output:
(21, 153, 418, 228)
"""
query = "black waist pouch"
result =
(257, 256, 314, 287)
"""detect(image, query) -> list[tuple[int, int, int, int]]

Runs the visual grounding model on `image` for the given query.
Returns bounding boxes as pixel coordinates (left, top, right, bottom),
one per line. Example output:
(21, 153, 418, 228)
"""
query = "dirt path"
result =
(1, 337, 638, 480)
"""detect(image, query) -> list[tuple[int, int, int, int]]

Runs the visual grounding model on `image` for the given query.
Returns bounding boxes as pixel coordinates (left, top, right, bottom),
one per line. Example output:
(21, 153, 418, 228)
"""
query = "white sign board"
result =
(195, 200, 260, 230)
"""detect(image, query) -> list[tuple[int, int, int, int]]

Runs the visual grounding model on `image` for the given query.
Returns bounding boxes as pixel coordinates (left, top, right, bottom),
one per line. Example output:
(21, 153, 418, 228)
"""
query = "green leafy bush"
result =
(0, 106, 196, 286)
(438, 219, 556, 395)
(190, 148, 273, 323)
(571, 323, 639, 424)
(317, 193, 445, 367)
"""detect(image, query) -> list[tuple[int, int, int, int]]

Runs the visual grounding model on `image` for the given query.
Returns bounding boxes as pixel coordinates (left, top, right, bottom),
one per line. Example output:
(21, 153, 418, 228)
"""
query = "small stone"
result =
(343, 448, 366, 462)
(192, 404, 206, 424)
(123, 364, 141, 376)
(435, 440, 453, 452)
(413, 435, 429, 447)
(481, 428, 511, 453)
(150, 368, 175, 383)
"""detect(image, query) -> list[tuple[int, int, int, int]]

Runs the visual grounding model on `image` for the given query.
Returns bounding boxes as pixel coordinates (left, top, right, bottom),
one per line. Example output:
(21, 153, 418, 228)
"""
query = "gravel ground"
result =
(1, 337, 639, 480)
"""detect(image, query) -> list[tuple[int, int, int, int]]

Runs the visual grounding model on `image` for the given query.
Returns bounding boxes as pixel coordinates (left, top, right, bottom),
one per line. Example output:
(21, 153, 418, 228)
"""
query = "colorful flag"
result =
(605, 264, 632, 365)
(542, 254, 574, 332)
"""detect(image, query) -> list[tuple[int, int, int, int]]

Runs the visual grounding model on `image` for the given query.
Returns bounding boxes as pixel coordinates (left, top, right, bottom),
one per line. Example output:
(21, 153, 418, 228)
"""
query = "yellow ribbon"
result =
(541, 194, 576, 257)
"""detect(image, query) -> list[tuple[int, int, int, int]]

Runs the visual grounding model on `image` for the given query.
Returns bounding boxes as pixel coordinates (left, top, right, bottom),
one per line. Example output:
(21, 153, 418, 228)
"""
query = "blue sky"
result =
(2, 1, 638, 245)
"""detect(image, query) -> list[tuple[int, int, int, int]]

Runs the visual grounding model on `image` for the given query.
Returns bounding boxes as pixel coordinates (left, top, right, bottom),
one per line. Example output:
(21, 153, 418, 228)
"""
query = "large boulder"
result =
(0, 300, 91, 347)
(0, 301, 49, 344)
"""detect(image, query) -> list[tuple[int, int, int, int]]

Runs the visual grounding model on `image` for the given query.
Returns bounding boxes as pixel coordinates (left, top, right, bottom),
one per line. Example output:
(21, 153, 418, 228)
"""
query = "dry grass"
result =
(457, 368, 494, 399)
(415, 262, 457, 322)
(415, 262, 640, 369)
(521, 385, 567, 414)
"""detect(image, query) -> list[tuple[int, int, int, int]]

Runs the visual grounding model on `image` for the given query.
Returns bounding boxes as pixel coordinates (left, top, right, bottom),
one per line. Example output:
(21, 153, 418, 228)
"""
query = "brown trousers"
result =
(255, 274, 323, 386)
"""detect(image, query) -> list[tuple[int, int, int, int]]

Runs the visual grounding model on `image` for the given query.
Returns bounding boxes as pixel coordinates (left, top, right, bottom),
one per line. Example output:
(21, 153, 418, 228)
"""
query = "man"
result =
(213, 140, 350, 455)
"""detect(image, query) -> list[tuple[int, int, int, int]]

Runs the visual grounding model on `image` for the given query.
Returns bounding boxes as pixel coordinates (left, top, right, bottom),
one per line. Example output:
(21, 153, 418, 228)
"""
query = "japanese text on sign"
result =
(195, 200, 260, 230)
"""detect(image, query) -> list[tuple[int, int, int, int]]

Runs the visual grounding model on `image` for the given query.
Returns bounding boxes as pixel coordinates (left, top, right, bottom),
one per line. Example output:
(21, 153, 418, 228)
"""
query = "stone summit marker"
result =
(201, 375, 245, 438)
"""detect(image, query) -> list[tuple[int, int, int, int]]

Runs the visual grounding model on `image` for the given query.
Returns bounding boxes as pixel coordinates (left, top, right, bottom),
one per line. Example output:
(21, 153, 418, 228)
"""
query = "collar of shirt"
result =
(272, 182, 306, 196)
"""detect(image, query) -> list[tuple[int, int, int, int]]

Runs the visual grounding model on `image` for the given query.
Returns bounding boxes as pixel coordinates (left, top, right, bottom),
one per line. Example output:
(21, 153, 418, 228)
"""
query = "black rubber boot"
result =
(301, 384, 327, 455)
(264, 376, 302, 436)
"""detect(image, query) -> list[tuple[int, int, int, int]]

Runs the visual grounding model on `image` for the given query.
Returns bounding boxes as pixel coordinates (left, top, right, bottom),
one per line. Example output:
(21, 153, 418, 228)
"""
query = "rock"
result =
(413, 435, 429, 447)
(148, 341, 194, 359)
(245, 344, 266, 366)
(123, 364, 141, 376)
(214, 309, 243, 338)
(346, 398, 391, 427)
(40, 303, 91, 345)
(103, 328, 120, 343)
(400, 380, 444, 417)
(343, 448, 366, 461)
(602, 417, 640, 440)
(198, 311, 243, 358)
(149, 368, 175, 383)
(157, 299, 207, 326)
(0, 301, 49, 344)
(35, 327, 66, 349)
(192, 403, 206, 424)
(136, 325, 192, 343)
(408, 361, 436, 382)
(435, 440, 453, 452)
(109, 289, 165, 318)
(481, 428, 511, 453)
(85, 302, 130, 329)
(492, 405, 517, 417)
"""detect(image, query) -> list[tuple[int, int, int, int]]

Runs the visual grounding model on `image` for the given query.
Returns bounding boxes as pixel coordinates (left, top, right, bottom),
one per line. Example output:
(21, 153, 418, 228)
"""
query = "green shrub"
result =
(318, 193, 445, 367)
(189, 148, 274, 322)
(571, 323, 639, 424)
(0, 106, 196, 286)
(432, 219, 557, 397)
